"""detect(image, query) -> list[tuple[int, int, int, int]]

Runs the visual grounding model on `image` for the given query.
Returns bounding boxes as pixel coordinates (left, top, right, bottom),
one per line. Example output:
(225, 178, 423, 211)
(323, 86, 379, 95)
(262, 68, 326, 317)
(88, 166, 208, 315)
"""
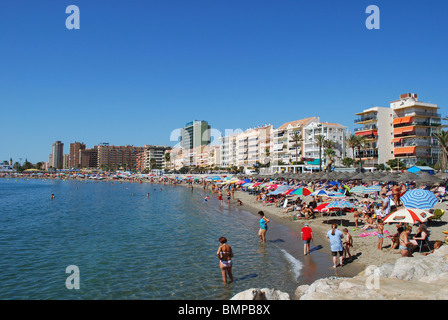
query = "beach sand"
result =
(230, 188, 448, 276)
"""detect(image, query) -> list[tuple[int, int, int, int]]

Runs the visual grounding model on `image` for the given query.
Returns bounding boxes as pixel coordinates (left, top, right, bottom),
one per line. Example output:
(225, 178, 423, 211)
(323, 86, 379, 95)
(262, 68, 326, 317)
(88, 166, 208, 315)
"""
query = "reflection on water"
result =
(0, 179, 331, 300)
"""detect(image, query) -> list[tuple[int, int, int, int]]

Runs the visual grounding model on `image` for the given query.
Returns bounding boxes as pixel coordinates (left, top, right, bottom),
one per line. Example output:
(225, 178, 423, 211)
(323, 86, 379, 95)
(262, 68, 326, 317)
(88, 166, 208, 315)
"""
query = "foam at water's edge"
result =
(280, 249, 303, 281)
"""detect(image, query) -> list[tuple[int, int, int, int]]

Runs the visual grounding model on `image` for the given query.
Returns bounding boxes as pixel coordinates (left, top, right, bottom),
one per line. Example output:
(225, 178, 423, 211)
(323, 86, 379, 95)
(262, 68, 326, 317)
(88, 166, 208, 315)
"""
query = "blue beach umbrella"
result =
(327, 200, 355, 225)
(400, 189, 438, 210)
(364, 185, 381, 194)
(310, 189, 331, 197)
(349, 186, 366, 194)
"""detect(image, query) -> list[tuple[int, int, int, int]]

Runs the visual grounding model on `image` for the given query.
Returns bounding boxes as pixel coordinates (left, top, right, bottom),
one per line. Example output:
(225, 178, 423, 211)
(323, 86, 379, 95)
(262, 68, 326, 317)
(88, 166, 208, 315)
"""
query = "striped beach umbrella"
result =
(291, 187, 313, 196)
(383, 208, 433, 224)
(364, 185, 381, 194)
(310, 189, 331, 197)
(326, 200, 355, 225)
(400, 189, 438, 210)
(349, 186, 366, 194)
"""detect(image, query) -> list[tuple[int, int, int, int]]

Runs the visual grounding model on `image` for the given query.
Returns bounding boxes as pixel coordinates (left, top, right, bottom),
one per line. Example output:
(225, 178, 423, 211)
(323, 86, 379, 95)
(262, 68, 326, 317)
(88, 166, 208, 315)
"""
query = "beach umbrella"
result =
(415, 172, 442, 185)
(326, 191, 346, 199)
(291, 187, 313, 196)
(400, 189, 438, 210)
(383, 208, 433, 224)
(310, 189, 332, 197)
(313, 203, 330, 212)
(326, 200, 356, 225)
(364, 185, 381, 194)
(349, 186, 367, 194)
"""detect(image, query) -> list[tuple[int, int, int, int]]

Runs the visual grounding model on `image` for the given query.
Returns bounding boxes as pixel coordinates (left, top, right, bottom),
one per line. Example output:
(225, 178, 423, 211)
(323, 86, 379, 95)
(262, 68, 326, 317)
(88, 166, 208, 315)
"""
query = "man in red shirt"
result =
(301, 223, 314, 255)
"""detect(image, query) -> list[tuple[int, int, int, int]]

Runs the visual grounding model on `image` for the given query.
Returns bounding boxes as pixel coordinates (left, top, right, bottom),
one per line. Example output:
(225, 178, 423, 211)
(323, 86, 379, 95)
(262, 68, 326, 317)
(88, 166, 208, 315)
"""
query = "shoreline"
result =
(182, 180, 366, 281)
(3, 174, 448, 298)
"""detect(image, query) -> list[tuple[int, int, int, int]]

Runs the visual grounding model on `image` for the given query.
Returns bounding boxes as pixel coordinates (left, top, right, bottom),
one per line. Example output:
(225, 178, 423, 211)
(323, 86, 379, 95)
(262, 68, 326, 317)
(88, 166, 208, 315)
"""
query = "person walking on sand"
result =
(217, 237, 233, 283)
(326, 224, 344, 268)
(258, 211, 270, 243)
(301, 223, 314, 255)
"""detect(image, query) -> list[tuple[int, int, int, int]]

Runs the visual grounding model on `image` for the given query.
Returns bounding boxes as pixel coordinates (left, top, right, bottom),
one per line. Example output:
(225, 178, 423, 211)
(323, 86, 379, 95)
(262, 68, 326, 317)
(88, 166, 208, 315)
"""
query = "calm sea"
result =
(0, 178, 331, 300)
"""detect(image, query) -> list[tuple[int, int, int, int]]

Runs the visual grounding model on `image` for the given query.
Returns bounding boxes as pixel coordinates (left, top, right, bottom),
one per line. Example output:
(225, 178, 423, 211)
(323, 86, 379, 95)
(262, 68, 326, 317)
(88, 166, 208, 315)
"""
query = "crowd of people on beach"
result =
(2, 170, 447, 281)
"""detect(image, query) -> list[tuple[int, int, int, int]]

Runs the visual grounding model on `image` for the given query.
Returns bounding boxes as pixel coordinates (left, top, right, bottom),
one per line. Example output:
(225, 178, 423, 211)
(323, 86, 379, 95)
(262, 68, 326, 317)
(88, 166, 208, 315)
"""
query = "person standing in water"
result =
(218, 190, 223, 206)
(301, 223, 314, 255)
(217, 237, 233, 283)
(258, 211, 270, 243)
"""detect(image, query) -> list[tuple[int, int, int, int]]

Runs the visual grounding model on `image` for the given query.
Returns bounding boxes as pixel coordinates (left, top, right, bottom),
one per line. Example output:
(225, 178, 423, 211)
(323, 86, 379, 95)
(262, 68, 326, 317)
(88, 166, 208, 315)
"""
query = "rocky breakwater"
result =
(295, 245, 448, 300)
(231, 246, 448, 300)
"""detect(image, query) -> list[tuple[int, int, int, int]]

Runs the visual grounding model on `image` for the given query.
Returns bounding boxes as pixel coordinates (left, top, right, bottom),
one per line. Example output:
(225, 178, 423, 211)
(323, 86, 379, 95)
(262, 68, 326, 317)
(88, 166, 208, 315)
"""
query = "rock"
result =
(230, 288, 290, 300)
(294, 245, 448, 300)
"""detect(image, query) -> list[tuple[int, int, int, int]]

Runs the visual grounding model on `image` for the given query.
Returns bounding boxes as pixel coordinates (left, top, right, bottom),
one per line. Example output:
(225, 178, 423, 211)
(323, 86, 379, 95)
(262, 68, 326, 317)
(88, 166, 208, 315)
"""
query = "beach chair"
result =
(428, 209, 445, 223)
(417, 230, 431, 253)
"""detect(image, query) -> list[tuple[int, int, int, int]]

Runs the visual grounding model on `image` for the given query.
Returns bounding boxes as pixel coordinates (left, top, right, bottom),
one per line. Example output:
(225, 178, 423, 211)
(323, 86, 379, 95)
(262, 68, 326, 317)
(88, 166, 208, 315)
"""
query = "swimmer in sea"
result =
(204, 196, 210, 202)
(217, 236, 233, 283)
(258, 211, 270, 243)
(51, 194, 55, 199)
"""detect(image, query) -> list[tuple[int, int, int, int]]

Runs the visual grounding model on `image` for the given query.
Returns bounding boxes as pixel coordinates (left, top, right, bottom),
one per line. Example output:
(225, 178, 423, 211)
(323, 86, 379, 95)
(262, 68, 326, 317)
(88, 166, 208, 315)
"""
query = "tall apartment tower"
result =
(354, 106, 394, 168)
(181, 120, 211, 151)
(69, 141, 86, 168)
(390, 93, 441, 167)
(51, 141, 64, 169)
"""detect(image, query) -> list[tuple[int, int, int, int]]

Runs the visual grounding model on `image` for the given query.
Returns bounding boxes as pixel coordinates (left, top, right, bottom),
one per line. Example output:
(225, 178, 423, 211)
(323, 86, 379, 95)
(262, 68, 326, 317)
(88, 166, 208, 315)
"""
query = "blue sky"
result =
(0, 0, 447, 163)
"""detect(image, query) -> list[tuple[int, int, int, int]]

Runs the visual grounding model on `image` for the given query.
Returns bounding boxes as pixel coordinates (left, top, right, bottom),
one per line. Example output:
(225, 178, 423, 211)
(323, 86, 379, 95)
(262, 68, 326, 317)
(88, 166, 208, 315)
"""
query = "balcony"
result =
(398, 111, 441, 118)
(355, 148, 378, 159)
(355, 125, 378, 132)
(354, 115, 377, 123)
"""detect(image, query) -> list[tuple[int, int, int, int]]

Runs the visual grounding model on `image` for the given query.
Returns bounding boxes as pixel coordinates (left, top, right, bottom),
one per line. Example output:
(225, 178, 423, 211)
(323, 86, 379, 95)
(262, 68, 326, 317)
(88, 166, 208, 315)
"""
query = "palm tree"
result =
(164, 152, 171, 170)
(355, 135, 367, 170)
(347, 134, 359, 164)
(291, 131, 303, 164)
(324, 149, 336, 172)
(315, 135, 325, 171)
(433, 130, 448, 172)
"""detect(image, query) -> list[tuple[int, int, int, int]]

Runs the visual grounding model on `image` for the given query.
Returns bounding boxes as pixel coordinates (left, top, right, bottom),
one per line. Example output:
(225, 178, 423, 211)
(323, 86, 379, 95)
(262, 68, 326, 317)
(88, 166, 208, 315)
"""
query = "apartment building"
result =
(51, 141, 64, 169)
(136, 145, 172, 172)
(69, 141, 86, 168)
(79, 147, 98, 169)
(390, 93, 441, 167)
(235, 125, 273, 168)
(220, 133, 238, 168)
(354, 106, 394, 168)
(272, 117, 318, 165)
(303, 121, 349, 167)
(180, 120, 211, 151)
(96, 144, 144, 171)
(353, 93, 441, 168)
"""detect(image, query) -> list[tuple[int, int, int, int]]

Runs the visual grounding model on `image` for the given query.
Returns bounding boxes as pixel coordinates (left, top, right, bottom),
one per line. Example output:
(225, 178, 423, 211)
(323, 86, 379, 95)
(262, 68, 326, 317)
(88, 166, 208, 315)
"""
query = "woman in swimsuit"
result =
(217, 237, 233, 283)
(258, 211, 270, 243)
(218, 190, 223, 205)
(399, 226, 413, 257)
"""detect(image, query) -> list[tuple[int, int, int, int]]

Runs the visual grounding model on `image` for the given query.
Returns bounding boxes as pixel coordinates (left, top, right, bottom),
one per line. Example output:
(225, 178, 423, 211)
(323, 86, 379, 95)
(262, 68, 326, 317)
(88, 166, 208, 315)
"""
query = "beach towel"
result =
(358, 230, 390, 238)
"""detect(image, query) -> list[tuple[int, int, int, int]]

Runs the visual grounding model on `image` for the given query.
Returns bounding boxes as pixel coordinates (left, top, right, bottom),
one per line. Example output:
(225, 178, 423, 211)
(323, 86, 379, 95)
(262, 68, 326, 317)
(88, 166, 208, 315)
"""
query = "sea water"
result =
(0, 178, 329, 300)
